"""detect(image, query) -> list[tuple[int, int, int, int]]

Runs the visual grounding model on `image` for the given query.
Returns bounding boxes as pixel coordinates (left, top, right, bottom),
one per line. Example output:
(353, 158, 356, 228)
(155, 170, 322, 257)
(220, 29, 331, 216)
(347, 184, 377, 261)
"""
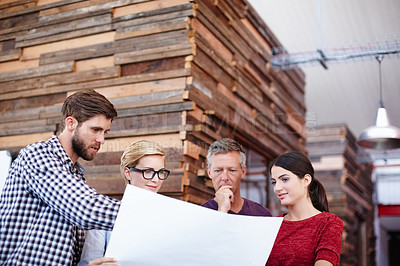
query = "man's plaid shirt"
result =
(0, 135, 121, 265)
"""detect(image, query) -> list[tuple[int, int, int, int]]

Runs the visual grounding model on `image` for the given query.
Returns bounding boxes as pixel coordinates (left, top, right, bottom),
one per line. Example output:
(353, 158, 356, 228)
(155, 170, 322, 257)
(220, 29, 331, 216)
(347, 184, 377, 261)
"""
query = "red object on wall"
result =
(379, 205, 400, 216)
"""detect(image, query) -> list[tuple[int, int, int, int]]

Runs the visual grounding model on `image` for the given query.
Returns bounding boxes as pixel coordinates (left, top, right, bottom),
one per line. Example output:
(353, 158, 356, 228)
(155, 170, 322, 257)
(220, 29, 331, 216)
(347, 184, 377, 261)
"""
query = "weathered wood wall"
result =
(307, 124, 375, 266)
(0, 0, 307, 205)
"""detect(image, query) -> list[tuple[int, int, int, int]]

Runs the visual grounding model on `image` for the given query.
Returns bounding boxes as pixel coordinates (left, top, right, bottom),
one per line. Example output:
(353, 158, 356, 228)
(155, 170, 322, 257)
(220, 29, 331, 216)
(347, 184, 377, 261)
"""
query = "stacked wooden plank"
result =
(179, 0, 307, 203)
(0, 0, 306, 205)
(307, 124, 375, 266)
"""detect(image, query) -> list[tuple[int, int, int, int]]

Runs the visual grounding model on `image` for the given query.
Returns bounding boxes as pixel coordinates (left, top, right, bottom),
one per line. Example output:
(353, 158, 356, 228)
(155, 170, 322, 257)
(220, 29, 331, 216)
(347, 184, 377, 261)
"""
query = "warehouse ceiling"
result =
(248, 0, 400, 231)
(248, 0, 400, 159)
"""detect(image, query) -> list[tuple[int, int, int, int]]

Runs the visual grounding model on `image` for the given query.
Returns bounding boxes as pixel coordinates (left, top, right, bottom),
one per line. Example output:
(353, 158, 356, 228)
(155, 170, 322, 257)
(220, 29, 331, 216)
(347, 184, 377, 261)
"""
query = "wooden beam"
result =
(16, 13, 112, 45)
(96, 77, 186, 99)
(0, 66, 119, 98)
(0, 61, 74, 82)
(22, 32, 115, 60)
(191, 17, 233, 63)
(39, 29, 188, 65)
(0, 69, 189, 100)
(116, 101, 195, 118)
(109, 89, 185, 110)
(0, 118, 56, 136)
(75, 56, 115, 72)
(98, 134, 182, 153)
(0, 59, 39, 73)
(115, 16, 188, 40)
(113, 3, 193, 26)
(113, 0, 190, 18)
(0, 1, 36, 17)
(115, 43, 193, 65)
(0, 48, 21, 63)
(0, 132, 54, 149)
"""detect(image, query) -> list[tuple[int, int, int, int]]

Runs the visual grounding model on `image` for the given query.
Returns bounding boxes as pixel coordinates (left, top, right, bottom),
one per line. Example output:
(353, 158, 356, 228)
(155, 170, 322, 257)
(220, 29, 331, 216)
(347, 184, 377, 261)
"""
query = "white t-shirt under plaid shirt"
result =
(0, 135, 121, 265)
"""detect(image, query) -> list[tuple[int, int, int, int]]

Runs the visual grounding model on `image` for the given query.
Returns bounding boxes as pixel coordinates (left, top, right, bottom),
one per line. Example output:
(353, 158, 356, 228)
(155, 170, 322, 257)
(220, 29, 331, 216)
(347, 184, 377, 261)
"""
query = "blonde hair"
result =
(120, 140, 165, 184)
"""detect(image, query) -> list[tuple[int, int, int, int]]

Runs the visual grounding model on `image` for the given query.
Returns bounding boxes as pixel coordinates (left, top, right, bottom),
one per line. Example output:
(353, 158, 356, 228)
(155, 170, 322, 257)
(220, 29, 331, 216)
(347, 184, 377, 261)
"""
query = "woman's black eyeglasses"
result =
(128, 167, 170, 180)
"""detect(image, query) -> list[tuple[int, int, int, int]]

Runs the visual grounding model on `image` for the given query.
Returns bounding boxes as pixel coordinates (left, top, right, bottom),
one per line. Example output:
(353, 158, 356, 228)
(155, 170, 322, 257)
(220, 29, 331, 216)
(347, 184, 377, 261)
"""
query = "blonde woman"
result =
(78, 140, 170, 266)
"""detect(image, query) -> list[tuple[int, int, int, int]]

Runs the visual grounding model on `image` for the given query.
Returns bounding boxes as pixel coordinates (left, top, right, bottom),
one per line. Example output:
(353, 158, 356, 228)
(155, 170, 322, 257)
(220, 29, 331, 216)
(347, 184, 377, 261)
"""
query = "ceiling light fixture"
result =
(357, 56, 400, 150)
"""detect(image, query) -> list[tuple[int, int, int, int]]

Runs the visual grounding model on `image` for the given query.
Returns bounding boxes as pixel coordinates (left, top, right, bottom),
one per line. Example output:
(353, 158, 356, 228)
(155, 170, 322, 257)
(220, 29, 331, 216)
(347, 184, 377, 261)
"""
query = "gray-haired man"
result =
(203, 138, 271, 217)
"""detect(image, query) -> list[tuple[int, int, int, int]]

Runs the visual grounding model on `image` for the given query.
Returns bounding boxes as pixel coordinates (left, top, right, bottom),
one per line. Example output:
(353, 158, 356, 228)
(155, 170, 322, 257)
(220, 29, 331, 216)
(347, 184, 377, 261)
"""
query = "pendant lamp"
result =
(357, 56, 400, 150)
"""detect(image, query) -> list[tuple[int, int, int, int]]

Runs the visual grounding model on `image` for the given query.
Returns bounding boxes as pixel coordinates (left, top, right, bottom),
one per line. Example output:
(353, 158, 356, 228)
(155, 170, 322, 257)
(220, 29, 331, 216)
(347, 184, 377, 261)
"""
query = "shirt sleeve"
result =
(78, 230, 108, 266)
(315, 214, 343, 265)
(202, 199, 218, 210)
(22, 146, 120, 230)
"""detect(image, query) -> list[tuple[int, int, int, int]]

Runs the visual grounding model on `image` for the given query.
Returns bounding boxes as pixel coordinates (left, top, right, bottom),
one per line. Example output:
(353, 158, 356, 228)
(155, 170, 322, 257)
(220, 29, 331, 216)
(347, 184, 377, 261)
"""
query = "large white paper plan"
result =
(105, 184, 283, 266)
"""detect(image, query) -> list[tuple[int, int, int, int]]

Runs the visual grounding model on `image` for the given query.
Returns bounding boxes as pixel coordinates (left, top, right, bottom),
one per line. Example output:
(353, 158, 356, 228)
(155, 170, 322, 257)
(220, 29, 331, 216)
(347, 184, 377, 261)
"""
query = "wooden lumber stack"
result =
(307, 124, 375, 266)
(0, 0, 306, 205)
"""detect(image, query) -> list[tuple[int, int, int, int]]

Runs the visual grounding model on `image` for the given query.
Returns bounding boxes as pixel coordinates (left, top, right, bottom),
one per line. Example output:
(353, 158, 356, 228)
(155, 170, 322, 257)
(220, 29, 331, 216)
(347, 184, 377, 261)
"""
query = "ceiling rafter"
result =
(271, 40, 400, 70)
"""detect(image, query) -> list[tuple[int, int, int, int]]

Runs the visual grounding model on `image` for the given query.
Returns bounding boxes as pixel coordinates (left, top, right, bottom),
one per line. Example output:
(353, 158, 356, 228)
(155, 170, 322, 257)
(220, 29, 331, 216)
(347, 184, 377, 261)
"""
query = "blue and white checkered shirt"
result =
(0, 135, 121, 265)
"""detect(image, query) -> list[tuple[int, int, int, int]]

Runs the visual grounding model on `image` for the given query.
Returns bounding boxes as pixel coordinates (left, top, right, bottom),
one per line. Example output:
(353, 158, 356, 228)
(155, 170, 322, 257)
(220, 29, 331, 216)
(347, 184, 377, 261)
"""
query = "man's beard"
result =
(72, 129, 96, 161)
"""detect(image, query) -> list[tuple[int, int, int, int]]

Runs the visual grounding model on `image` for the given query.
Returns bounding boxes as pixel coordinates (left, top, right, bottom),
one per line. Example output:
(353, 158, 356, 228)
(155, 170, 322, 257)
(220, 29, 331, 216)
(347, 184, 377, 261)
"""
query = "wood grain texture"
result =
(306, 124, 374, 265)
(0, 0, 308, 207)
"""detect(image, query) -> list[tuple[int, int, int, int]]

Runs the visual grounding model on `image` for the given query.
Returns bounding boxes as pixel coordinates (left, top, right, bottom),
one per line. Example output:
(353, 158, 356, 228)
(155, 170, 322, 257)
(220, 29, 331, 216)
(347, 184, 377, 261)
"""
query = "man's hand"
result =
(88, 257, 119, 266)
(215, 185, 234, 213)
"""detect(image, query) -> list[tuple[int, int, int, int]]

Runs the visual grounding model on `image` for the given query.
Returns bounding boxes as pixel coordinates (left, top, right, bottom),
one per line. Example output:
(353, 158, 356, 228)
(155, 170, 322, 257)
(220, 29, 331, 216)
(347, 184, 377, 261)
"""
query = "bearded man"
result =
(0, 90, 121, 265)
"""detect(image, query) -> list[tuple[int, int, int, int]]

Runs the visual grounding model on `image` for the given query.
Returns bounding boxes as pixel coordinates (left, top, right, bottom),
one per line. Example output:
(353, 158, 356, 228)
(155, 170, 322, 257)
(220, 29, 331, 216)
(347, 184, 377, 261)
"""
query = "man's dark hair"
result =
(59, 90, 117, 132)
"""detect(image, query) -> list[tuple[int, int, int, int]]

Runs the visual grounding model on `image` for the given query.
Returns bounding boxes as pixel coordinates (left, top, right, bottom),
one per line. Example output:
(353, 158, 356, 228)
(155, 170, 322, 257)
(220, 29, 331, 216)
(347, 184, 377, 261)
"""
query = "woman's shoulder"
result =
(319, 212, 343, 226)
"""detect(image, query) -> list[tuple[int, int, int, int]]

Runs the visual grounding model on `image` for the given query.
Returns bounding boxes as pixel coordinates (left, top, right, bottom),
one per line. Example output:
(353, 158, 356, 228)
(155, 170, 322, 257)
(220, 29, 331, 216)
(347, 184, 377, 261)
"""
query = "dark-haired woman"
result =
(266, 151, 343, 266)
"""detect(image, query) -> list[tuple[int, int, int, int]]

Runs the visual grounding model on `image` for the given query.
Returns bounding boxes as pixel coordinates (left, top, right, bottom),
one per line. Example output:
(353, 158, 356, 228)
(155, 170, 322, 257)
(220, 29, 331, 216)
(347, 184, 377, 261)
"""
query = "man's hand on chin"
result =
(215, 185, 234, 213)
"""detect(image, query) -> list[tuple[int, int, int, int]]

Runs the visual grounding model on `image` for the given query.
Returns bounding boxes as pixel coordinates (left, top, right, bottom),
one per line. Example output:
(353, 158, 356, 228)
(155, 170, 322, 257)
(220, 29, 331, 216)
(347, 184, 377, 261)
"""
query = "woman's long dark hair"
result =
(269, 151, 329, 212)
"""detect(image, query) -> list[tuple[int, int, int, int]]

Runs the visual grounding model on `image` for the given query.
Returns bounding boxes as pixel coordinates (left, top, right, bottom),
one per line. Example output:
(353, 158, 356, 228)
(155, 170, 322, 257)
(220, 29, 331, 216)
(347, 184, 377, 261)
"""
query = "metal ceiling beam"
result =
(271, 40, 400, 70)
